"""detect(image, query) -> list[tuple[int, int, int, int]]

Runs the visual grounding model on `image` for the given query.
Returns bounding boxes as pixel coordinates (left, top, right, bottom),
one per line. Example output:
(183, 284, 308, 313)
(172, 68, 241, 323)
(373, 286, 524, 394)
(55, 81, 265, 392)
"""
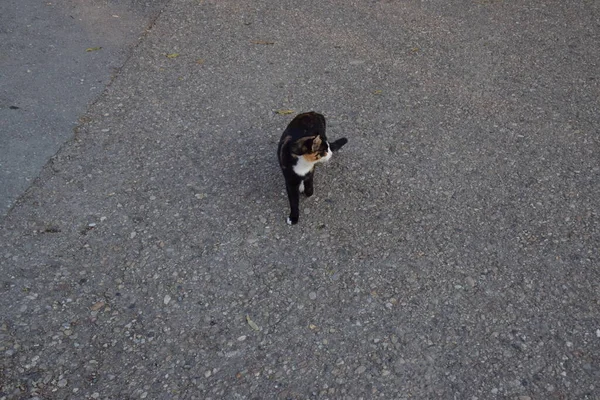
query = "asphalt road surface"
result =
(1, 0, 599, 399)
(0, 0, 168, 215)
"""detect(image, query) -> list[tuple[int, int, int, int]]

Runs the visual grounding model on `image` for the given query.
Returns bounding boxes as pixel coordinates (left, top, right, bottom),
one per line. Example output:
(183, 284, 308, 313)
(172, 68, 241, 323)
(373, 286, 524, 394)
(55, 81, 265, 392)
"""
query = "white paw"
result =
(286, 217, 292, 225)
(299, 181, 305, 193)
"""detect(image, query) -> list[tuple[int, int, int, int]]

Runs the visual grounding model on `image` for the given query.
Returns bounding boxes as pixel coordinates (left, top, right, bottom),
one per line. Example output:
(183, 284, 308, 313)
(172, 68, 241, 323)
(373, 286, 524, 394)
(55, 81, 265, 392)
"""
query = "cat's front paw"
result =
(287, 216, 299, 225)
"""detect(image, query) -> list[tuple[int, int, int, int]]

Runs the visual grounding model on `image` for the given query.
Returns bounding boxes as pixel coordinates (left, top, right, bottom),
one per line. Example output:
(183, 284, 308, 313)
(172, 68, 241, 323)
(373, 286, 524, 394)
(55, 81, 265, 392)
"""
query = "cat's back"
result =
(281, 111, 326, 140)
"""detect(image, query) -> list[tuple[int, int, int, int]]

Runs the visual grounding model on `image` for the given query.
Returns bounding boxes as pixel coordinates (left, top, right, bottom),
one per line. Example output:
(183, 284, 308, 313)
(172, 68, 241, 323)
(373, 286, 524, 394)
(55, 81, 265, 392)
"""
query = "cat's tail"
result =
(330, 138, 348, 152)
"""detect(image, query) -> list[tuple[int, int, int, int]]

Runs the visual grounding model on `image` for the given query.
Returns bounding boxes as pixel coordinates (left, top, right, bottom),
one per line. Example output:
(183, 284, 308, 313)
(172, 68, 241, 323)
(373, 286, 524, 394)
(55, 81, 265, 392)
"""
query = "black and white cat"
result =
(278, 111, 348, 225)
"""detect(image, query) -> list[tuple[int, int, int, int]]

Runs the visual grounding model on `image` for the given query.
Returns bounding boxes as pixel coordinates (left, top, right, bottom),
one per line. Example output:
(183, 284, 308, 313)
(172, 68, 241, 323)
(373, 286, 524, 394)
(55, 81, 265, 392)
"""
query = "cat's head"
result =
(291, 135, 332, 163)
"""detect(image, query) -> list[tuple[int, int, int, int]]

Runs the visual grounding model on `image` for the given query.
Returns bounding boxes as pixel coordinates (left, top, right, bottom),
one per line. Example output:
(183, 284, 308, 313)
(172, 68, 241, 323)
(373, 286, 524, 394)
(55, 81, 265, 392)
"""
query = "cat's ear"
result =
(291, 136, 317, 155)
(329, 137, 348, 152)
(311, 136, 322, 153)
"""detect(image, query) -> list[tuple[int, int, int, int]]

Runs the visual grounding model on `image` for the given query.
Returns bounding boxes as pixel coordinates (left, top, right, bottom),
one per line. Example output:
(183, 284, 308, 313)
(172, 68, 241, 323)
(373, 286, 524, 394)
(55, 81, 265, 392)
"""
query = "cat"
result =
(278, 111, 348, 225)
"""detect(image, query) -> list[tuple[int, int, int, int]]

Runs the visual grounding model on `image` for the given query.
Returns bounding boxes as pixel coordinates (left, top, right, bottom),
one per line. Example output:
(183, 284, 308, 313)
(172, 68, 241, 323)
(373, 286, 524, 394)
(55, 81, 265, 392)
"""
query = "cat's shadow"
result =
(193, 124, 351, 225)
(238, 141, 350, 220)
(222, 132, 286, 212)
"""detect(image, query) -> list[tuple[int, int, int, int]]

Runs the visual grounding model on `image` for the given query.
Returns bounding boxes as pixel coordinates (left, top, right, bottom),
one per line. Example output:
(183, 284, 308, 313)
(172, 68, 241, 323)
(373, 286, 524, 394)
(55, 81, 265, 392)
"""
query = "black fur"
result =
(277, 111, 348, 225)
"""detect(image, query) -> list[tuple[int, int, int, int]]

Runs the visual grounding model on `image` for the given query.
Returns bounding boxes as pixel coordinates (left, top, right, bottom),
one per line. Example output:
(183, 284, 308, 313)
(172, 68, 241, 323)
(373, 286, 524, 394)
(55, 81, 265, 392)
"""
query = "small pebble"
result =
(596, 329, 600, 338)
(237, 335, 247, 341)
(204, 370, 212, 378)
(130, 231, 137, 239)
(309, 292, 317, 300)
(163, 295, 171, 305)
(140, 392, 148, 399)
(57, 379, 68, 387)
(355, 365, 366, 374)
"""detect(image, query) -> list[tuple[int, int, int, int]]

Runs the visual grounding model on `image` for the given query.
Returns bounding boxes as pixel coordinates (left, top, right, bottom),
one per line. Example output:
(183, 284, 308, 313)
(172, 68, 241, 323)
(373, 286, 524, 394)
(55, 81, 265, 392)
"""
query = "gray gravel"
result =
(1, 0, 600, 399)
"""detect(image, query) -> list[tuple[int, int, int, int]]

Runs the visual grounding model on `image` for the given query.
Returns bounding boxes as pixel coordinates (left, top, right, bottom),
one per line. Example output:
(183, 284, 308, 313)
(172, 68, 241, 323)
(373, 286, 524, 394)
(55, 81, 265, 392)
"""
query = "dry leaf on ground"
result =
(246, 315, 260, 331)
(90, 301, 105, 311)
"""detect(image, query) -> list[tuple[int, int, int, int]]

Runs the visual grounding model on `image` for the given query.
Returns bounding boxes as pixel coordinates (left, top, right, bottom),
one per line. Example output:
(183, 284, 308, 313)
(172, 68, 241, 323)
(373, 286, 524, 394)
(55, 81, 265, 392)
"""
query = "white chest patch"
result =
(293, 156, 316, 176)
